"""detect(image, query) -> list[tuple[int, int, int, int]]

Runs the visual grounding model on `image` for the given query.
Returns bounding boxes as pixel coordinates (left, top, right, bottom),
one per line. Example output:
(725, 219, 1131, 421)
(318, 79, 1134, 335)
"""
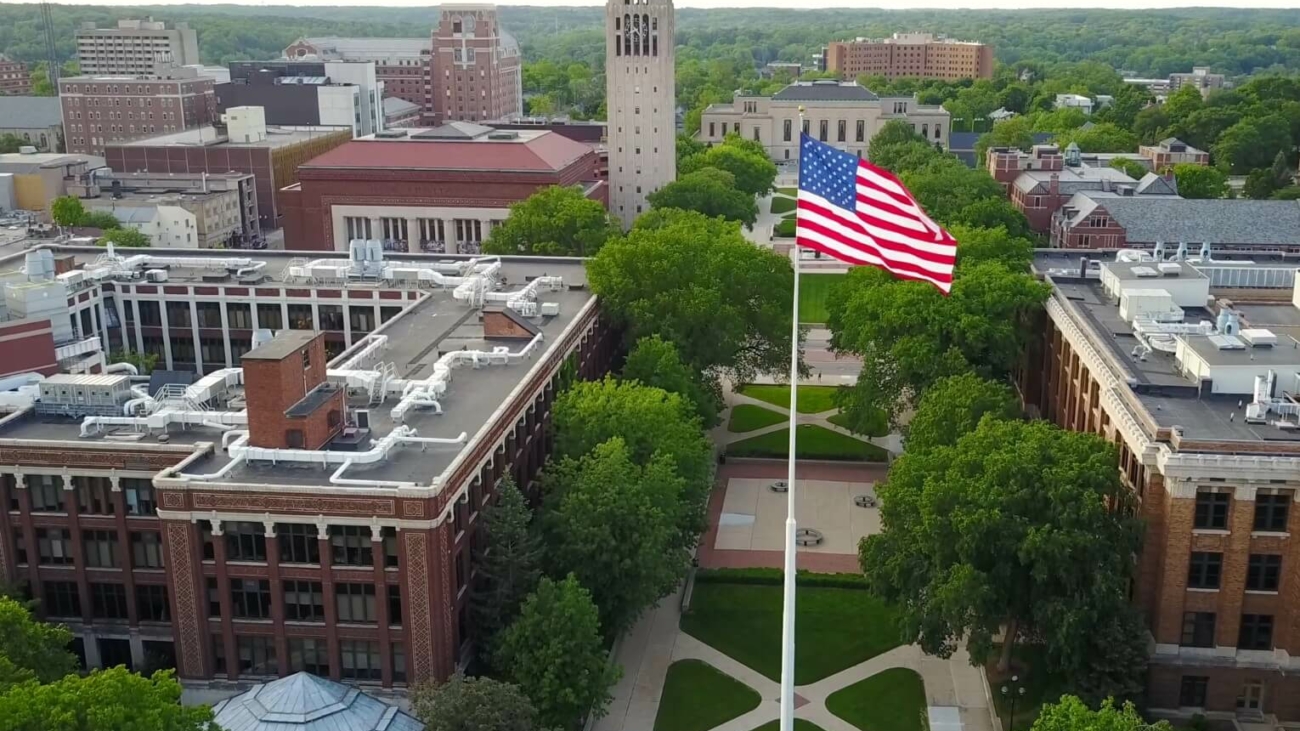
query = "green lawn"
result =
(986, 644, 1065, 731)
(827, 668, 927, 731)
(738, 384, 840, 414)
(728, 425, 888, 461)
(775, 218, 796, 238)
(776, 186, 797, 197)
(797, 272, 846, 324)
(770, 195, 797, 215)
(754, 721, 828, 731)
(681, 582, 902, 684)
(728, 404, 788, 433)
(653, 659, 761, 731)
(826, 412, 851, 429)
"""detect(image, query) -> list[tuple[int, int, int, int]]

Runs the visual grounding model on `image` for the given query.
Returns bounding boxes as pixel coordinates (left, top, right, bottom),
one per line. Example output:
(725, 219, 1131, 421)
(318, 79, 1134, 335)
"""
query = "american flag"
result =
(796, 133, 957, 293)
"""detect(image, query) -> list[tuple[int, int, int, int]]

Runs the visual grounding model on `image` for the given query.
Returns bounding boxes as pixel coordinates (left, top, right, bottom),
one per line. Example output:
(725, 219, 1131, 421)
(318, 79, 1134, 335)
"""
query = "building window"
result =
(1246, 554, 1282, 591)
(230, 579, 272, 619)
(225, 522, 267, 562)
(236, 635, 277, 676)
(44, 581, 80, 617)
(783, 119, 791, 142)
(206, 578, 221, 617)
(256, 304, 282, 330)
(317, 305, 343, 331)
(195, 302, 222, 328)
(349, 307, 375, 334)
(392, 642, 407, 684)
(1254, 491, 1291, 532)
(1186, 552, 1222, 589)
(136, 584, 169, 622)
(1194, 491, 1230, 529)
(287, 638, 329, 676)
(37, 528, 74, 565)
(75, 477, 114, 515)
(331, 526, 373, 566)
(90, 583, 128, 619)
(1179, 676, 1208, 707)
(29, 475, 63, 512)
(287, 304, 313, 330)
(166, 302, 191, 328)
(388, 584, 403, 627)
(283, 580, 325, 622)
(709, 122, 715, 138)
(11, 528, 26, 564)
(339, 640, 381, 681)
(137, 301, 161, 327)
(1181, 612, 1216, 648)
(123, 479, 154, 515)
(837, 120, 846, 143)
(856, 120, 865, 142)
(131, 531, 164, 568)
(382, 527, 399, 568)
(818, 119, 828, 142)
(277, 524, 320, 564)
(1238, 614, 1274, 650)
(336, 583, 378, 624)
(227, 303, 252, 330)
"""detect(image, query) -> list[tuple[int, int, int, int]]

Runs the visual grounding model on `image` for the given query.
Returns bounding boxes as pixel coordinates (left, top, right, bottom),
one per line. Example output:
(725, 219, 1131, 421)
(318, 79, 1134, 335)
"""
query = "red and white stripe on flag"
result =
(795, 134, 957, 294)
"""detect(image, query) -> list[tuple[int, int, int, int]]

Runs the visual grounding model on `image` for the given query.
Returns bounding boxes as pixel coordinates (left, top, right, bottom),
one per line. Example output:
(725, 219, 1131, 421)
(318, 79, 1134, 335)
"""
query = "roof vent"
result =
(1131, 266, 1158, 278)
(487, 131, 519, 140)
(1240, 329, 1279, 348)
(1158, 263, 1182, 276)
(373, 129, 408, 138)
(1208, 334, 1246, 351)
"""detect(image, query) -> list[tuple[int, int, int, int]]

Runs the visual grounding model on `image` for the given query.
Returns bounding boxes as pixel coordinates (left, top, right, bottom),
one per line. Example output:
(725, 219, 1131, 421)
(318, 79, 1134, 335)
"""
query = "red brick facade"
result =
(60, 76, 216, 156)
(0, 56, 30, 95)
(429, 7, 522, 124)
(0, 318, 58, 378)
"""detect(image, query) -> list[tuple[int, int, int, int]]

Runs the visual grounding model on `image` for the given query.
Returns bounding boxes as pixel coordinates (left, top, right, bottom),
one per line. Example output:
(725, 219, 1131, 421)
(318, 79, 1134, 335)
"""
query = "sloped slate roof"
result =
(1087, 197, 1300, 246)
(773, 82, 878, 102)
(211, 672, 424, 731)
(0, 96, 63, 130)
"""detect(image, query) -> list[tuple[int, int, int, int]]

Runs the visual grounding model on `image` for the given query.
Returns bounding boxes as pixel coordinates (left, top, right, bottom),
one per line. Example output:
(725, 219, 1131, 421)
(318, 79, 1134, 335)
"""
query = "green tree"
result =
(495, 575, 619, 729)
(469, 477, 541, 667)
(974, 116, 1034, 168)
(0, 667, 216, 731)
(109, 350, 159, 376)
(869, 140, 943, 175)
(622, 334, 723, 428)
(79, 211, 121, 230)
(648, 167, 758, 227)
(829, 262, 1049, 427)
(683, 138, 777, 197)
(1108, 157, 1149, 180)
(1161, 84, 1204, 126)
(861, 419, 1142, 674)
(1131, 105, 1170, 144)
(0, 134, 22, 154)
(483, 185, 620, 256)
(589, 209, 796, 382)
(676, 133, 706, 169)
(96, 228, 150, 248)
(1029, 106, 1089, 134)
(410, 674, 537, 731)
(1172, 163, 1229, 199)
(1053, 123, 1140, 153)
(903, 373, 1019, 453)
(1031, 696, 1171, 731)
(950, 224, 1034, 271)
(871, 119, 928, 150)
(1213, 114, 1294, 174)
(900, 158, 1007, 227)
(553, 377, 713, 540)
(0, 596, 77, 690)
(950, 198, 1030, 238)
(50, 196, 85, 228)
(543, 438, 689, 634)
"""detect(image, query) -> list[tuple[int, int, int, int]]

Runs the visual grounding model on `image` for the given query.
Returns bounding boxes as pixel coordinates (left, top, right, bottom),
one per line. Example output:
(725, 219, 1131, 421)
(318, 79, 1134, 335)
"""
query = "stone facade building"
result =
(824, 33, 993, 81)
(699, 81, 949, 164)
(605, 0, 676, 228)
(75, 19, 200, 77)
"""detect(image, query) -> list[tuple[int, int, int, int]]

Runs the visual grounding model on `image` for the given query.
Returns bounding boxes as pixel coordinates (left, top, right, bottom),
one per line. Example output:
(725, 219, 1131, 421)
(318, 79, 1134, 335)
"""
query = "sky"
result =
(43, 0, 1300, 7)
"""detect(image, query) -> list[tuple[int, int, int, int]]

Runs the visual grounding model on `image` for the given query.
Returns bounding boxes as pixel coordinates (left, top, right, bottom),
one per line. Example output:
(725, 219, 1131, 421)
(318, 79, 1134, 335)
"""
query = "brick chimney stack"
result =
(240, 331, 345, 450)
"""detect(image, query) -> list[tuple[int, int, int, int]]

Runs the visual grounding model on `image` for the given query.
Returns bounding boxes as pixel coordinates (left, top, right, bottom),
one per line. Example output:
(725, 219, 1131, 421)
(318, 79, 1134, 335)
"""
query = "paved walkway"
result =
(719, 388, 903, 456)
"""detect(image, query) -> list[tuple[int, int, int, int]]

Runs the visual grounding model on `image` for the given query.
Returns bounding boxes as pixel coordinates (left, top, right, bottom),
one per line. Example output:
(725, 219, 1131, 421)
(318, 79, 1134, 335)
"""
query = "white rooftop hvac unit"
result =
(1131, 266, 1159, 278)
(1158, 262, 1182, 276)
(1208, 334, 1246, 350)
(1240, 328, 1279, 347)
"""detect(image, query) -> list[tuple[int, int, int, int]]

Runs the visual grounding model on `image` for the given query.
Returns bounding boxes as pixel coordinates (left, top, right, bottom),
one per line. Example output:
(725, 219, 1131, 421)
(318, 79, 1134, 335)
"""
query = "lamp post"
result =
(1002, 675, 1027, 731)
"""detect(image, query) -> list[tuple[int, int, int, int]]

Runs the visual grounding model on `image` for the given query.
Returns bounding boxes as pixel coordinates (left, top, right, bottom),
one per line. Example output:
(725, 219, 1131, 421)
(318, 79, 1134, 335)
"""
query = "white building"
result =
(95, 203, 198, 248)
(605, 0, 676, 228)
(75, 19, 200, 76)
(1055, 93, 1095, 115)
(698, 80, 950, 163)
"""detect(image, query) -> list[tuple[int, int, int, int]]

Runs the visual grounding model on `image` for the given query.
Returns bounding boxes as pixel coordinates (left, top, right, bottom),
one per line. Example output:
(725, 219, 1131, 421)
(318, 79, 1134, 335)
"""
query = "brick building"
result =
(279, 122, 606, 252)
(0, 242, 617, 691)
(282, 37, 431, 112)
(1139, 138, 1211, 171)
(0, 55, 31, 95)
(429, 4, 523, 125)
(987, 143, 1177, 233)
(60, 69, 217, 156)
(1024, 248, 1300, 722)
(1052, 196, 1300, 252)
(824, 33, 993, 81)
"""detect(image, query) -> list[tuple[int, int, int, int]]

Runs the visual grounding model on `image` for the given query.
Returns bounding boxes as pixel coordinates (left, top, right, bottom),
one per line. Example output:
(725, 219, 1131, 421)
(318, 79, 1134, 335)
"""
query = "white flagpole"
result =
(779, 111, 805, 731)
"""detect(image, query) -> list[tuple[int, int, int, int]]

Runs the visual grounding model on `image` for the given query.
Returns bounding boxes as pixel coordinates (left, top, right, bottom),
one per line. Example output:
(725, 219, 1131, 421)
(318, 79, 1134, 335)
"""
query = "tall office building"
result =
(75, 19, 200, 76)
(429, 4, 522, 125)
(605, 0, 675, 228)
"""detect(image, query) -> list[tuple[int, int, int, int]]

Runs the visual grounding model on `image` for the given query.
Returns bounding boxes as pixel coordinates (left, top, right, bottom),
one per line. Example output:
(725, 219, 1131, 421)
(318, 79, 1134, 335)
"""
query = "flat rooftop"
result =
(119, 126, 350, 149)
(0, 246, 594, 489)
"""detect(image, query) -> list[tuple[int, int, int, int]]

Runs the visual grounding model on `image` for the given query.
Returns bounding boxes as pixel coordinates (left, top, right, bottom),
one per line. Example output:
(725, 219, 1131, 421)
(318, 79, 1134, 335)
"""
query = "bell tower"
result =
(605, 0, 676, 228)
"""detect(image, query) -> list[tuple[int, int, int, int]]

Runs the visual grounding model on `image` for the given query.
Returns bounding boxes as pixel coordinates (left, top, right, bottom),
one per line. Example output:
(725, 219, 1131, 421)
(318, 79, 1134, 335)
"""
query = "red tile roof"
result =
(300, 131, 592, 173)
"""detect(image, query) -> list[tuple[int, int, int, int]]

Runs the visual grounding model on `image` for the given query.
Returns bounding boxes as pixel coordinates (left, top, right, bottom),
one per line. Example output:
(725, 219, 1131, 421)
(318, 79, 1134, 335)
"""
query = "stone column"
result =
(444, 218, 459, 255)
(263, 519, 288, 677)
(317, 520, 341, 681)
(210, 519, 237, 681)
(371, 522, 393, 687)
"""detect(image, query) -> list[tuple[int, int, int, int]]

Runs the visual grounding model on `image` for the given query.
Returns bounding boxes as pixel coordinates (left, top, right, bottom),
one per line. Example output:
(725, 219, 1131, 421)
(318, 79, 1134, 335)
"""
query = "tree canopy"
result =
(0, 667, 216, 731)
(1031, 696, 1171, 731)
(648, 167, 759, 227)
(96, 228, 150, 248)
(483, 185, 621, 257)
(903, 373, 1019, 453)
(861, 419, 1143, 679)
(589, 208, 796, 383)
(0, 596, 77, 690)
(410, 674, 537, 731)
(1172, 163, 1228, 199)
(469, 477, 542, 668)
(495, 575, 619, 730)
(621, 334, 723, 428)
(681, 135, 778, 198)
(50, 196, 85, 228)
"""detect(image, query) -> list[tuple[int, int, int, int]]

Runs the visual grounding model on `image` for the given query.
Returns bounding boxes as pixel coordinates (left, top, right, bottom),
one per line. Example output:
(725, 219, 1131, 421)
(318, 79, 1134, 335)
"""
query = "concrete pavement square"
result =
(714, 478, 881, 555)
